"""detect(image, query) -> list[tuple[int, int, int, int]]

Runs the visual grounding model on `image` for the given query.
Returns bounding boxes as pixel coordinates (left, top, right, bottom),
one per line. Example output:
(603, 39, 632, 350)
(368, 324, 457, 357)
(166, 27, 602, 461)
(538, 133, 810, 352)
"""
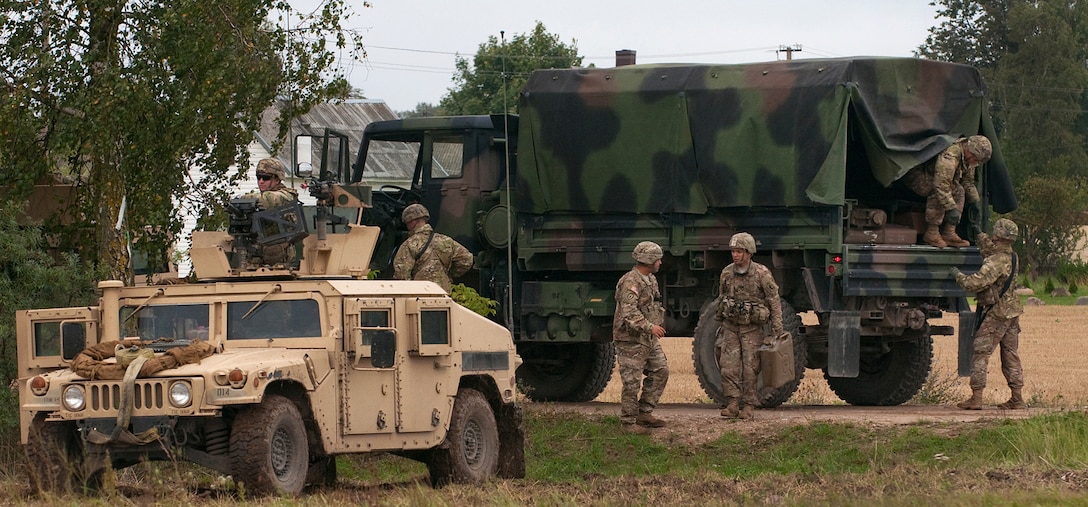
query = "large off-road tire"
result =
(26, 416, 91, 494)
(426, 388, 500, 487)
(693, 298, 805, 407)
(825, 332, 933, 406)
(230, 394, 309, 496)
(516, 342, 615, 402)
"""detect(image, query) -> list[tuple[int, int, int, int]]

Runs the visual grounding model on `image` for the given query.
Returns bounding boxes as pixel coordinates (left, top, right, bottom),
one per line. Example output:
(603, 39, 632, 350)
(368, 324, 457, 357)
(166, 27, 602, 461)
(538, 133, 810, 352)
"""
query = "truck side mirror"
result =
(370, 330, 396, 368)
(61, 322, 86, 361)
(294, 135, 314, 178)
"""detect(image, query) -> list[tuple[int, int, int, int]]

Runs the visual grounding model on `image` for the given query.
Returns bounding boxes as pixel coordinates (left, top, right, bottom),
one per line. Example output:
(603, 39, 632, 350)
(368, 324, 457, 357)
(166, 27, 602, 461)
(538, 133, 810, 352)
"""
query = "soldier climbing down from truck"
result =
(901, 135, 993, 248)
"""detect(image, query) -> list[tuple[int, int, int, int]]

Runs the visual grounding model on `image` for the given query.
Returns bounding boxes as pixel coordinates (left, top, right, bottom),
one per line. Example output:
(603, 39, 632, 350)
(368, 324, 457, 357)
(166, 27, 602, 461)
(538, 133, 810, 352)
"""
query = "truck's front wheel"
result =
(230, 394, 309, 496)
(693, 298, 805, 407)
(426, 388, 500, 486)
(26, 416, 98, 494)
(516, 342, 615, 402)
(825, 332, 933, 406)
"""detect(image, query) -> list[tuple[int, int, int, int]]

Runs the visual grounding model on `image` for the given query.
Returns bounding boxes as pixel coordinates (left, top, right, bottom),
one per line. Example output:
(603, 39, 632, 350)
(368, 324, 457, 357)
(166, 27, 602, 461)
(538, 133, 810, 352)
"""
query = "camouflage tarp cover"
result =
(517, 57, 1014, 214)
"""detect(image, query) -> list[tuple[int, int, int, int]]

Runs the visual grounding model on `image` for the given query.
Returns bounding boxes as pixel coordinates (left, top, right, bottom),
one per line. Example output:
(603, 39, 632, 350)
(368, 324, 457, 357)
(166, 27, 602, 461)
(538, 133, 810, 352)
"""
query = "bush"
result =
(1045, 277, 1056, 294)
(450, 283, 498, 317)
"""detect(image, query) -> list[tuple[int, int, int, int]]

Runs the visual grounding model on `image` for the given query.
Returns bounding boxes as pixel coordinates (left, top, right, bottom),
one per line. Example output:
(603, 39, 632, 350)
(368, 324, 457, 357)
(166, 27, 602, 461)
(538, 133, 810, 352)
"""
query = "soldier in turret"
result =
(243, 158, 300, 266)
(716, 233, 783, 420)
(903, 135, 992, 248)
(950, 218, 1025, 410)
(393, 204, 474, 292)
(612, 241, 670, 433)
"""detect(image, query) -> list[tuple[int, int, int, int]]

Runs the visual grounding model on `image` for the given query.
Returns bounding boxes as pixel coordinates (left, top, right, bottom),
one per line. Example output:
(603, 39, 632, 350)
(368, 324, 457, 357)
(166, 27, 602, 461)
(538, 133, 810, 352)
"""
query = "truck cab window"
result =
(227, 299, 322, 339)
(359, 309, 390, 346)
(119, 304, 209, 347)
(420, 309, 449, 345)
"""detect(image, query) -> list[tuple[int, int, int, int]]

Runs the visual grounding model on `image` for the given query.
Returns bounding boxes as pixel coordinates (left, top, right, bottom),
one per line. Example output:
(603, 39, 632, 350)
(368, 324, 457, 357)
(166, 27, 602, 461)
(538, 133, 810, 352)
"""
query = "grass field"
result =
(599, 305, 1088, 408)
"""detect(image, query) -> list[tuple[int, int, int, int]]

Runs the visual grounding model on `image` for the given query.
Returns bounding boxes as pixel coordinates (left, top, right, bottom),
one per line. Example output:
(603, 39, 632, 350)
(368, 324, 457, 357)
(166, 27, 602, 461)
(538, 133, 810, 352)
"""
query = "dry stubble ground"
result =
(543, 305, 1088, 445)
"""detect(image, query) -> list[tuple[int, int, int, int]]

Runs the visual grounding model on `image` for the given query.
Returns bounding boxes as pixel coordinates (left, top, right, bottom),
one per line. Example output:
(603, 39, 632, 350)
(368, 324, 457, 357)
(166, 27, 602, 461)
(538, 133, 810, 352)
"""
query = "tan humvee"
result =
(16, 185, 525, 496)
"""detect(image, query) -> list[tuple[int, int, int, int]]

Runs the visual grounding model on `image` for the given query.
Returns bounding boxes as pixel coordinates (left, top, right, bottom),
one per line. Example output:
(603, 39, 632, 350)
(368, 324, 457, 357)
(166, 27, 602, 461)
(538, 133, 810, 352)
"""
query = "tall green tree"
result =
(439, 21, 581, 115)
(919, 0, 1088, 275)
(0, 0, 364, 281)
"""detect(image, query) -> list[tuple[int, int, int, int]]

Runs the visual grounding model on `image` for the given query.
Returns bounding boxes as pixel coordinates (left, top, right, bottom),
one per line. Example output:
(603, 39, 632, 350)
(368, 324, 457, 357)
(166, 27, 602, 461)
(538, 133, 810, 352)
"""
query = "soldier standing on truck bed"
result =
(902, 135, 992, 248)
(716, 233, 784, 420)
(393, 204, 474, 292)
(950, 218, 1025, 410)
(612, 241, 670, 433)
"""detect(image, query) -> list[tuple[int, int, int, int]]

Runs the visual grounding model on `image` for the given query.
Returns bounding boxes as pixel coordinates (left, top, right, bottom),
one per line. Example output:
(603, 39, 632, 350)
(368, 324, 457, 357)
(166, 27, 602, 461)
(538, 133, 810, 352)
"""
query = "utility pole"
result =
(778, 44, 802, 61)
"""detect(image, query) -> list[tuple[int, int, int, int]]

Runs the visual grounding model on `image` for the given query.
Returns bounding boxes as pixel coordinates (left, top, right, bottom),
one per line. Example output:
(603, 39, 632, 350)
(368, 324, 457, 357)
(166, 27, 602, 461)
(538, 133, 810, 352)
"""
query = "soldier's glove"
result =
(976, 232, 989, 244)
(943, 209, 962, 225)
(949, 267, 962, 279)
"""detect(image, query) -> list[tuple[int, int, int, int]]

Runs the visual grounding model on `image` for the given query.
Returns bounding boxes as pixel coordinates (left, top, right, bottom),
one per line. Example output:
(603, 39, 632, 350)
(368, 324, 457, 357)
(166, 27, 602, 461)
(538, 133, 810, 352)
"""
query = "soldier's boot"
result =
(738, 404, 755, 420)
(636, 412, 666, 428)
(720, 398, 740, 418)
(923, 224, 947, 248)
(621, 422, 650, 435)
(998, 388, 1026, 410)
(941, 224, 970, 248)
(956, 389, 985, 410)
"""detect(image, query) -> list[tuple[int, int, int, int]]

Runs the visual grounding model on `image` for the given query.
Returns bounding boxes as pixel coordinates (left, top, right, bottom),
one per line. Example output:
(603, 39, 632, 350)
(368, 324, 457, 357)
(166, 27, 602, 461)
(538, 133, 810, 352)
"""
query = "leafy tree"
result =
(399, 102, 443, 119)
(440, 21, 581, 115)
(0, 0, 365, 282)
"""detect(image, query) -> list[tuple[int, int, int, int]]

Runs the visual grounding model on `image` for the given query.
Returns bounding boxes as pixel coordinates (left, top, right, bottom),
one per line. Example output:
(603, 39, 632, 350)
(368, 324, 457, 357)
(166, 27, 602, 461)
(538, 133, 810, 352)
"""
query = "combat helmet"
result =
(255, 158, 287, 180)
(992, 218, 1018, 241)
(729, 232, 757, 254)
(966, 135, 992, 164)
(401, 203, 430, 223)
(632, 241, 663, 265)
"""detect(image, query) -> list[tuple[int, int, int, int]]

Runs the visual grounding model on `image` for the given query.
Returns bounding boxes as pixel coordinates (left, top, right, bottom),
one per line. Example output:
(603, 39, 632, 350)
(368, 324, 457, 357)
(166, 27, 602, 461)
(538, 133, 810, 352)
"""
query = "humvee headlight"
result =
(29, 376, 49, 396)
(62, 385, 85, 411)
(168, 381, 192, 408)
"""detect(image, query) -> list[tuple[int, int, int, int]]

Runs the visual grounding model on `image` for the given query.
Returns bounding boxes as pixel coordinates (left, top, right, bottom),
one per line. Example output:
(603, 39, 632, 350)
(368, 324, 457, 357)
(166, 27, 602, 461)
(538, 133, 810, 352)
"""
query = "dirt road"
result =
(528, 401, 1049, 445)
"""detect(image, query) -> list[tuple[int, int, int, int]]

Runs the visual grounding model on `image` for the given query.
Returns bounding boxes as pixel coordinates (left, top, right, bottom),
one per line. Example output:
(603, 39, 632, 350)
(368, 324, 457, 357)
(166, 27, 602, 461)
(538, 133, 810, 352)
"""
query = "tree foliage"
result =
(0, 0, 364, 281)
(439, 21, 581, 115)
(919, 0, 1088, 275)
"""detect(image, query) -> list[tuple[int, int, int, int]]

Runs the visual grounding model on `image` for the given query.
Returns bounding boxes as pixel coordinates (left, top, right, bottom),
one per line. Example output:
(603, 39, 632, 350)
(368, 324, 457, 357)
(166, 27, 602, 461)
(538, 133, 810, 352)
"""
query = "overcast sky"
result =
(302, 1, 943, 113)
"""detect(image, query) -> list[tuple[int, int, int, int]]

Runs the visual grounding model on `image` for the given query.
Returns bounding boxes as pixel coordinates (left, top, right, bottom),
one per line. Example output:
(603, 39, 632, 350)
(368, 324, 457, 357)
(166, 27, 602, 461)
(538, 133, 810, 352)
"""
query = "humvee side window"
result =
(119, 304, 209, 345)
(420, 309, 449, 345)
(431, 138, 463, 179)
(33, 322, 61, 357)
(359, 309, 391, 347)
(227, 299, 322, 339)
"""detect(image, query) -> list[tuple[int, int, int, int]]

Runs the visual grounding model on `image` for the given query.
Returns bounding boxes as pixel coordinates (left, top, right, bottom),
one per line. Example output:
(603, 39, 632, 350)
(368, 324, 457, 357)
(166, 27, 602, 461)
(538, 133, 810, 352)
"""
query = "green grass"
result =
(8, 409, 1088, 505)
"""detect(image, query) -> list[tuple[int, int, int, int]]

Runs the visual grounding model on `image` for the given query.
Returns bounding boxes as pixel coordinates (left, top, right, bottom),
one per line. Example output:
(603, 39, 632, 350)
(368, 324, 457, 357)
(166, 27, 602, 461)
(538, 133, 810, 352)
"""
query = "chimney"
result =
(615, 49, 636, 67)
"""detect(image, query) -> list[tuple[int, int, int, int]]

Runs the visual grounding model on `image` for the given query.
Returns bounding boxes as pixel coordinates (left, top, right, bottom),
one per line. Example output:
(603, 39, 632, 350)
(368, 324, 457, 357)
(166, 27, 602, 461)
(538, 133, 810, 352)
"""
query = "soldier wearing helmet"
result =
(241, 158, 300, 266)
(393, 204, 475, 292)
(950, 218, 1024, 410)
(715, 232, 783, 420)
(612, 241, 669, 432)
(902, 135, 992, 248)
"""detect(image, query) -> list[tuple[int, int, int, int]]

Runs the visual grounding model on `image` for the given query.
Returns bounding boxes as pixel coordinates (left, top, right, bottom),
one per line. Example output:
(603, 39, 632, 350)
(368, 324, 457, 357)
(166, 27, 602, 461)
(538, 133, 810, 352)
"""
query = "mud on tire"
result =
(692, 298, 805, 407)
(230, 394, 309, 496)
(427, 388, 500, 487)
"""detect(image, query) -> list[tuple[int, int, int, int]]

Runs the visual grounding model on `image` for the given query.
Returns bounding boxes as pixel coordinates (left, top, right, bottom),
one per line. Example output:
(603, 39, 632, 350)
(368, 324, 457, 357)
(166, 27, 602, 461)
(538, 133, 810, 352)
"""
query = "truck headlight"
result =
(168, 381, 192, 408)
(62, 385, 85, 411)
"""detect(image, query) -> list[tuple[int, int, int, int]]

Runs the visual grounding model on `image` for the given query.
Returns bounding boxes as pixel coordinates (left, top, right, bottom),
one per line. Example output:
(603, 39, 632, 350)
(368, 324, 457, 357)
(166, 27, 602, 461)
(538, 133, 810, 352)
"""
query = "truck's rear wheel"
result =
(824, 332, 933, 406)
(230, 394, 309, 496)
(426, 388, 500, 486)
(693, 298, 805, 407)
(516, 342, 615, 402)
(26, 416, 96, 494)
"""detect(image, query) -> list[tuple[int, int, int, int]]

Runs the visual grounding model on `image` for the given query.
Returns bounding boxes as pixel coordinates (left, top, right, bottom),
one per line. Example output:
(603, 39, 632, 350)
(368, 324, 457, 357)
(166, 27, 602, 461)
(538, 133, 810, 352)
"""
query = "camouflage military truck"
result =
(346, 57, 1017, 406)
(16, 180, 525, 496)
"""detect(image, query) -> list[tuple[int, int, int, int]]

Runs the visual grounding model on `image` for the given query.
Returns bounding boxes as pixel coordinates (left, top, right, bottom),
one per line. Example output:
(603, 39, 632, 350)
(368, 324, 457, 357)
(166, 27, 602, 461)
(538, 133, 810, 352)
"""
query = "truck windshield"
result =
(119, 304, 209, 348)
(226, 299, 322, 339)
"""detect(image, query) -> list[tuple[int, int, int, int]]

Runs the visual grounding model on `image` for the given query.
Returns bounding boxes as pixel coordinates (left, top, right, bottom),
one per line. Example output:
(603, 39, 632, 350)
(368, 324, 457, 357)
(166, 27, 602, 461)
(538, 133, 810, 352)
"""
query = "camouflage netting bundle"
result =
(71, 340, 217, 380)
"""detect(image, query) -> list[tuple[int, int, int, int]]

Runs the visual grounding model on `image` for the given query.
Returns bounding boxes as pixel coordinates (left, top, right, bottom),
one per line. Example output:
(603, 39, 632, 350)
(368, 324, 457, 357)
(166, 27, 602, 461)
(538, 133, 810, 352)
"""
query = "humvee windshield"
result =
(120, 304, 209, 349)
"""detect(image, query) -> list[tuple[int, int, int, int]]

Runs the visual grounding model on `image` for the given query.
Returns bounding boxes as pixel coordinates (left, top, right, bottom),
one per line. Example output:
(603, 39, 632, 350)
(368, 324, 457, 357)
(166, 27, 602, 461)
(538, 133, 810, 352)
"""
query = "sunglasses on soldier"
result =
(256, 173, 274, 181)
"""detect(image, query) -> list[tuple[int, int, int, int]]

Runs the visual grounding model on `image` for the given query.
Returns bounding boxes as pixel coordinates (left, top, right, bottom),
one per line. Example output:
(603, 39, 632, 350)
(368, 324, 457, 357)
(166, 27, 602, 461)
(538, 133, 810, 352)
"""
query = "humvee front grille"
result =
(87, 381, 167, 414)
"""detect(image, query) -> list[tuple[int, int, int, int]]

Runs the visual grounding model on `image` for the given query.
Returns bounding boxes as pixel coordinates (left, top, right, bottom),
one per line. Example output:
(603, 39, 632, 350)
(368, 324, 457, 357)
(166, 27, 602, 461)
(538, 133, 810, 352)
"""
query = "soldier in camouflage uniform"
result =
(243, 158, 300, 266)
(950, 218, 1025, 410)
(903, 135, 992, 248)
(716, 233, 783, 420)
(612, 241, 669, 432)
(393, 204, 474, 292)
